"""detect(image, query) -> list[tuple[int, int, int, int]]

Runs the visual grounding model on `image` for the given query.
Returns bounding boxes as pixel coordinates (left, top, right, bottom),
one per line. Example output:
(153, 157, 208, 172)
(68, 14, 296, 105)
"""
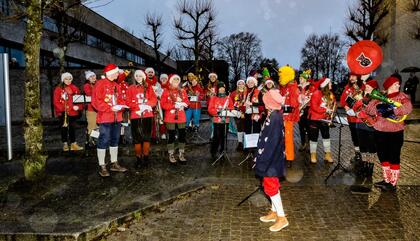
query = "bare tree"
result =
(174, 0, 216, 74)
(345, 0, 390, 44)
(201, 28, 218, 61)
(143, 12, 171, 72)
(217, 32, 263, 86)
(300, 33, 346, 83)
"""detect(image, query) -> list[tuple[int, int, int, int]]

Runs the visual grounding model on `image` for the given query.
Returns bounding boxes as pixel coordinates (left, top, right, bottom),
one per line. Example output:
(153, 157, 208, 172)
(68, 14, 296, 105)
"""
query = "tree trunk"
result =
(22, 0, 47, 181)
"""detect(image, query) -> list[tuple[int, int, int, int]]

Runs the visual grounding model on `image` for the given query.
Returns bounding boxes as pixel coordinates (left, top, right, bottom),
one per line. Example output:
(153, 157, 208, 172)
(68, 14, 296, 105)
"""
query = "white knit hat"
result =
(246, 76, 257, 86)
(134, 70, 146, 81)
(265, 79, 274, 86)
(85, 70, 96, 80)
(145, 67, 155, 75)
(208, 72, 218, 79)
(160, 74, 168, 81)
(61, 72, 73, 82)
(169, 74, 181, 84)
(236, 79, 245, 86)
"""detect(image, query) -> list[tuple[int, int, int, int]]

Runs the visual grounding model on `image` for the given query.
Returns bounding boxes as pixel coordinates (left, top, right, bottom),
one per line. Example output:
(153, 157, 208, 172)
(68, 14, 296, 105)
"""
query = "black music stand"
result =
(238, 115, 257, 166)
(73, 94, 94, 150)
(212, 110, 233, 166)
(324, 111, 351, 183)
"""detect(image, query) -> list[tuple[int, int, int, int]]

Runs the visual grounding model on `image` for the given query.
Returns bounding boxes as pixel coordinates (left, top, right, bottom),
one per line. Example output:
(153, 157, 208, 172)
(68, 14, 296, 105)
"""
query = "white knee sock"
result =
(355, 146, 360, 152)
(271, 202, 276, 212)
(323, 139, 331, 153)
(97, 149, 106, 166)
(270, 192, 285, 217)
(237, 132, 244, 143)
(109, 146, 118, 163)
(310, 141, 317, 153)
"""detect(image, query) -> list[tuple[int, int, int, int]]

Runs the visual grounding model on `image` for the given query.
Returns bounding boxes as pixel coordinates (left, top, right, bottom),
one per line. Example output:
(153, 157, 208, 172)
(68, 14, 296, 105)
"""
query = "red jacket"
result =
(147, 76, 158, 87)
(365, 92, 412, 132)
(53, 84, 83, 117)
(208, 95, 234, 123)
(229, 89, 247, 113)
(83, 83, 95, 112)
(126, 84, 157, 119)
(340, 84, 362, 123)
(92, 78, 126, 123)
(280, 82, 300, 122)
(161, 87, 190, 123)
(308, 90, 335, 121)
(206, 84, 218, 103)
(184, 84, 204, 109)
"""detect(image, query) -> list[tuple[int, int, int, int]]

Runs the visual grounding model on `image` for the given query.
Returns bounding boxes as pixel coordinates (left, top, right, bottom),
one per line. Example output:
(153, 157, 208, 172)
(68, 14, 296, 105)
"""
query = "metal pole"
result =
(3, 54, 12, 160)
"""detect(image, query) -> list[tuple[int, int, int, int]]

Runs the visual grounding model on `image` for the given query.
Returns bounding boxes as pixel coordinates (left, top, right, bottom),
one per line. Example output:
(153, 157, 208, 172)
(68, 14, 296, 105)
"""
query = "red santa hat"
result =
(365, 79, 379, 89)
(169, 74, 181, 85)
(246, 76, 258, 86)
(265, 78, 274, 86)
(145, 67, 155, 75)
(236, 79, 245, 86)
(134, 70, 146, 80)
(103, 64, 119, 78)
(208, 72, 218, 79)
(319, 77, 331, 88)
(383, 76, 399, 90)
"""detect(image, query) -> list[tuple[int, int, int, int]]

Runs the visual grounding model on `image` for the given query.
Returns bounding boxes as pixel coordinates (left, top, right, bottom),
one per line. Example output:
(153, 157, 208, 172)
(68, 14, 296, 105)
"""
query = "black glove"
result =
(376, 103, 394, 118)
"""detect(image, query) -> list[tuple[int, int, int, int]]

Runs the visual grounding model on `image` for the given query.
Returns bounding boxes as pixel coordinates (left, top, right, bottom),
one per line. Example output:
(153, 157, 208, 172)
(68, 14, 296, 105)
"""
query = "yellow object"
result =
(278, 65, 295, 86)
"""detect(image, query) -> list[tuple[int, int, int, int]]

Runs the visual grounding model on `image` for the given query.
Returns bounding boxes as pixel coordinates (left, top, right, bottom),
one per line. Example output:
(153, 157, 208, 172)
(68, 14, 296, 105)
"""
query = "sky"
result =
(87, 0, 356, 68)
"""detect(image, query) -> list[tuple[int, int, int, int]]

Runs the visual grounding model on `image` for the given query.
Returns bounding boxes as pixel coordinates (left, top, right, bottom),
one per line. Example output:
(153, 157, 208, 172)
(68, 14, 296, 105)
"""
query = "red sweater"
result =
(91, 78, 126, 123)
(340, 84, 362, 123)
(280, 82, 300, 122)
(308, 90, 336, 121)
(208, 95, 234, 123)
(53, 84, 83, 117)
(161, 87, 190, 123)
(184, 84, 204, 109)
(365, 92, 412, 132)
(126, 84, 157, 119)
(83, 83, 95, 112)
(229, 89, 247, 113)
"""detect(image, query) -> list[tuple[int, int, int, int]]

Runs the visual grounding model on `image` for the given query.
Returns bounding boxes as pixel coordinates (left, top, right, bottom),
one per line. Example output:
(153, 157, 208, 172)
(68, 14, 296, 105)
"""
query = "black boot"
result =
(143, 155, 149, 167)
(136, 156, 143, 169)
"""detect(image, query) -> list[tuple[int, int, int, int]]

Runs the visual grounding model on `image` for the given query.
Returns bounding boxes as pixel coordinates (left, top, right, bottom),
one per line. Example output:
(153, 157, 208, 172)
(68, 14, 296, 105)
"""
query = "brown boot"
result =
(110, 162, 127, 172)
(310, 153, 317, 163)
(99, 165, 110, 177)
(63, 142, 69, 152)
(70, 142, 84, 151)
(259, 210, 277, 223)
(179, 149, 187, 163)
(325, 152, 333, 163)
(269, 216, 289, 232)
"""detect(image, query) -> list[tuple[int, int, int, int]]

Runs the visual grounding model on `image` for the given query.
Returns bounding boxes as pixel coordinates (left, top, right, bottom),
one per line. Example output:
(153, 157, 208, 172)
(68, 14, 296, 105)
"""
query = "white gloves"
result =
(320, 102, 327, 108)
(112, 105, 128, 112)
(175, 102, 188, 110)
(73, 106, 79, 111)
(346, 109, 356, 117)
(136, 104, 153, 115)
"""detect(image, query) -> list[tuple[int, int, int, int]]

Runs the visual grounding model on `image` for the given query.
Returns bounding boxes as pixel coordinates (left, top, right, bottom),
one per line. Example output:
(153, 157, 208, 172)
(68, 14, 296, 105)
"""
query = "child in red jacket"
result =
(83, 70, 97, 146)
(53, 72, 84, 151)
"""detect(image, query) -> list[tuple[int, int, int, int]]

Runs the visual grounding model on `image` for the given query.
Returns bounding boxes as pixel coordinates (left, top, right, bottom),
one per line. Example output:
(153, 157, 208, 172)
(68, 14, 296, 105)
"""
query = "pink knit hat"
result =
(263, 89, 283, 110)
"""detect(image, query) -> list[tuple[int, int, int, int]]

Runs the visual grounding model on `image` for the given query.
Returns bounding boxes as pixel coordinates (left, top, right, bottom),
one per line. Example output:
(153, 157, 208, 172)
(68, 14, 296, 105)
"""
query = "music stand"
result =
(238, 112, 258, 166)
(212, 110, 234, 166)
(324, 111, 351, 183)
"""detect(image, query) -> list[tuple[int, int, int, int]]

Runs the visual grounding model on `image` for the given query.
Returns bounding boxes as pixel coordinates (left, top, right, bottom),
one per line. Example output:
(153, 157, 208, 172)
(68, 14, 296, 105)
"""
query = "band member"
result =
(244, 76, 264, 134)
(297, 70, 313, 151)
(208, 82, 234, 159)
(264, 78, 275, 91)
(206, 72, 218, 102)
(160, 74, 169, 91)
(350, 79, 379, 193)
(230, 79, 247, 150)
(256, 88, 288, 232)
(145, 67, 158, 87)
(340, 73, 363, 159)
(184, 73, 204, 132)
(145, 67, 163, 142)
(308, 77, 336, 163)
(161, 74, 190, 164)
(158, 74, 169, 140)
(83, 70, 98, 147)
(53, 72, 84, 151)
(92, 64, 128, 177)
(116, 69, 130, 145)
(127, 70, 157, 168)
(279, 66, 299, 167)
(366, 76, 412, 191)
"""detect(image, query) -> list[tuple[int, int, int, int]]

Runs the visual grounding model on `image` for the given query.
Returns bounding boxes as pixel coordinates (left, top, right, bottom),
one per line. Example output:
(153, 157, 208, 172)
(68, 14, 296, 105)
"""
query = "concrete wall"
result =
(375, 0, 420, 102)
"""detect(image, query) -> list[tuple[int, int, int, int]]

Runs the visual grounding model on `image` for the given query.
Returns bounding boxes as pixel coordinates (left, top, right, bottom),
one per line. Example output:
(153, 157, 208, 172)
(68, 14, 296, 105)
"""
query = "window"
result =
(86, 34, 98, 47)
(114, 47, 126, 58)
(135, 55, 145, 65)
(0, 0, 10, 16)
(102, 41, 111, 53)
(10, 48, 25, 67)
(43, 16, 58, 33)
(67, 61, 82, 68)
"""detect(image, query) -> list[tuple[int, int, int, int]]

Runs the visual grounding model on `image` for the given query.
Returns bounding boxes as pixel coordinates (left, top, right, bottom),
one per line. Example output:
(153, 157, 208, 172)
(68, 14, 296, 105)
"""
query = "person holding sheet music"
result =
(92, 64, 128, 177)
(244, 76, 264, 135)
(184, 73, 204, 132)
(229, 79, 247, 150)
(126, 70, 157, 168)
(161, 74, 190, 164)
(255, 88, 289, 232)
(307, 77, 336, 164)
(53, 72, 84, 152)
(83, 70, 98, 147)
(208, 82, 234, 159)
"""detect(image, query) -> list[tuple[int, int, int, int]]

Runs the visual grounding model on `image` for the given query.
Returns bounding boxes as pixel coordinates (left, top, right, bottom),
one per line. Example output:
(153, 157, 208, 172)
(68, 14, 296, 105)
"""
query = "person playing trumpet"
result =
(308, 77, 336, 163)
(229, 79, 247, 150)
(53, 72, 84, 151)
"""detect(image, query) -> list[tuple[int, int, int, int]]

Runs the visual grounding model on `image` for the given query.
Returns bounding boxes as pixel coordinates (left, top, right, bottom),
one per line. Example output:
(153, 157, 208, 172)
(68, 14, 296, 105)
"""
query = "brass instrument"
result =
(367, 89, 407, 123)
(298, 84, 312, 116)
(62, 91, 69, 127)
(322, 93, 337, 126)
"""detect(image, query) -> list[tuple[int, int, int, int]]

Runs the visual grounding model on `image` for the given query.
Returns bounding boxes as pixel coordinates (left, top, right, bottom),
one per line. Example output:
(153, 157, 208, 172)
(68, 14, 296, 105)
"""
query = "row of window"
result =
(43, 17, 146, 66)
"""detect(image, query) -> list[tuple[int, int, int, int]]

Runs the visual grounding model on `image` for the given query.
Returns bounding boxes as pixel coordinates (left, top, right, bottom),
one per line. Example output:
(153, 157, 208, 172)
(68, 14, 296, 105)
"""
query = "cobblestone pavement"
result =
(103, 123, 420, 241)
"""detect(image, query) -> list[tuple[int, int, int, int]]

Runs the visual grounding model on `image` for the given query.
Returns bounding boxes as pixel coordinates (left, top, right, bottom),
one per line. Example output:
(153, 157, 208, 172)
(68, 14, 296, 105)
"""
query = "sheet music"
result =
(73, 95, 91, 103)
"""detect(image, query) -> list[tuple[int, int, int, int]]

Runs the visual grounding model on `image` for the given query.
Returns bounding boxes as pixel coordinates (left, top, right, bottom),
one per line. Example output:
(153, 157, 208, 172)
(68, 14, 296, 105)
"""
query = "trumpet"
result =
(323, 93, 337, 126)
(62, 92, 69, 127)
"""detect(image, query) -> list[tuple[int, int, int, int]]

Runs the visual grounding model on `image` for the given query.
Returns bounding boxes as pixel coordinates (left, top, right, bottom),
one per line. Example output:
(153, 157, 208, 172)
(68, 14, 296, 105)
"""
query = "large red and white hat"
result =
(103, 64, 119, 77)
(319, 77, 331, 88)
(169, 74, 181, 84)
(208, 72, 218, 79)
(347, 40, 383, 75)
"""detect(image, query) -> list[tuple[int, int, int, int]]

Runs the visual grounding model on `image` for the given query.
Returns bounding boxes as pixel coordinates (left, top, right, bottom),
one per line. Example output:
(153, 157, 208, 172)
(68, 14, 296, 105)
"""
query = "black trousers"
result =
(349, 122, 360, 148)
(357, 127, 376, 153)
(211, 123, 227, 153)
(166, 123, 186, 145)
(298, 107, 309, 143)
(244, 114, 261, 134)
(131, 117, 153, 144)
(375, 130, 404, 165)
(59, 115, 78, 143)
(309, 120, 330, 141)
